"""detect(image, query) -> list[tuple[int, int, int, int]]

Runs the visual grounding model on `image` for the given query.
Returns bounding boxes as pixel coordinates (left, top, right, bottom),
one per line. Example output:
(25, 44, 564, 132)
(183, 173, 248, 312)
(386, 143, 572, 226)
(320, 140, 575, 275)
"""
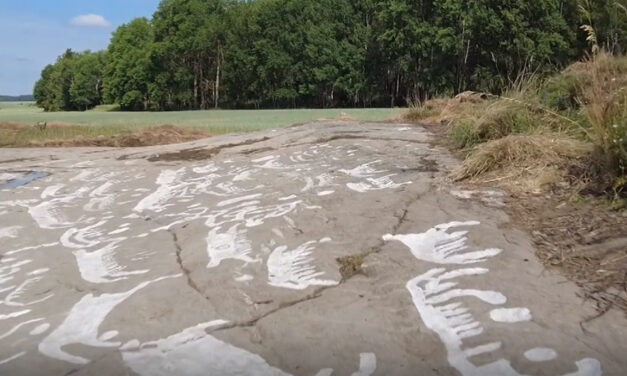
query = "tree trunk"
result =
(214, 43, 222, 109)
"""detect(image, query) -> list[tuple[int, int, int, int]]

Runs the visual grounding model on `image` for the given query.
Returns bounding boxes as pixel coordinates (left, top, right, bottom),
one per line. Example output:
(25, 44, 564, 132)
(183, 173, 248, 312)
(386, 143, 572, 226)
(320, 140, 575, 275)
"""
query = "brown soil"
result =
(508, 192, 627, 318)
(29, 125, 211, 147)
(146, 137, 271, 162)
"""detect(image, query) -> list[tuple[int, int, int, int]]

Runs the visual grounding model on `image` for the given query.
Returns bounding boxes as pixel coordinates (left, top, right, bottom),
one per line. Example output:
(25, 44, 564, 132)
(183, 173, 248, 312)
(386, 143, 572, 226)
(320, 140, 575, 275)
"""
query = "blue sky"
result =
(0, 0, 161, 95)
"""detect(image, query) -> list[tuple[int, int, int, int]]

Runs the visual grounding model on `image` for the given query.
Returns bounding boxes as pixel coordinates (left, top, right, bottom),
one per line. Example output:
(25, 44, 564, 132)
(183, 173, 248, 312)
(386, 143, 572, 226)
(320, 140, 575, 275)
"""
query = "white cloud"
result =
(70, 14, 110, 28)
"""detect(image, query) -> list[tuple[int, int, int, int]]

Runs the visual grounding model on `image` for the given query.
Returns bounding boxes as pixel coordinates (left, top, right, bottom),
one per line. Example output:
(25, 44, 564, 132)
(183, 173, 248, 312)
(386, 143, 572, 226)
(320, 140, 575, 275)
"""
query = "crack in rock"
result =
(210, 192, 423, 333)
(210, 287, 329, 332)
(169, 229, 209, 301)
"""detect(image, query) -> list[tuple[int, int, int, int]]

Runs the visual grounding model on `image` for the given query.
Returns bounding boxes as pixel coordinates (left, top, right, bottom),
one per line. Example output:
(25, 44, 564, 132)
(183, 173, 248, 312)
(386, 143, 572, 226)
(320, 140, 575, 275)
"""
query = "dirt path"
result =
(0, 122, 625, 376)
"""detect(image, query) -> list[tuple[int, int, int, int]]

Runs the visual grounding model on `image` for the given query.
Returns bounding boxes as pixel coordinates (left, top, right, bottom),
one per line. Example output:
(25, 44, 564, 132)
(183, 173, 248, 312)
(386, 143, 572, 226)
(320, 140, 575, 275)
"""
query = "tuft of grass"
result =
(539, 73, 584, 112)
(336, 254, 367, 281)
(448, 120, 482, 149)
(452, 134, 591, 181)
(576, 52, 627, 188)
(474, 100, 537, 139)
(405, 98, 448, 122)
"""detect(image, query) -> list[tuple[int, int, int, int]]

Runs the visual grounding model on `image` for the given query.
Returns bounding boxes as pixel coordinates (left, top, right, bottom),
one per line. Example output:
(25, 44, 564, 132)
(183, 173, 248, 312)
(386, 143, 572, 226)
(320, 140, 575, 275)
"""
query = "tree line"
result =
(34, 0, 626, 111)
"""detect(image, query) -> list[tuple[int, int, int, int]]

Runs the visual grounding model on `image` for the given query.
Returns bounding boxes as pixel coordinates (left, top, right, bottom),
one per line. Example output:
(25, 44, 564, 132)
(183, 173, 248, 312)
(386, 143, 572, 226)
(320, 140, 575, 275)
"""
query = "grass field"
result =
(0, 102, 402, 133)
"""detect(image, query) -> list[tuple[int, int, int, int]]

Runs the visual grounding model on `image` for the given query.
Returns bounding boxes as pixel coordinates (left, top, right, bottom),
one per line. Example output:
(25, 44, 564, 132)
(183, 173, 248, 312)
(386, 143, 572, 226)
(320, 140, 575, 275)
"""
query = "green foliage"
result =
(32, 0, 627, 111)
(539, 73, 584, 111)
(104, 18, 154, 111)
(449, 120, 482, 149)
(70, 52, 106, 111)
(34, 50, 105, 111)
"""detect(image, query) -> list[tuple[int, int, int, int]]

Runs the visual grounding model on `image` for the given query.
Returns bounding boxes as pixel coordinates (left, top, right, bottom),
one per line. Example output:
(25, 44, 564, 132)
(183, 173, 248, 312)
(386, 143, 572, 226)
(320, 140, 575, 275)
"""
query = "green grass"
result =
(0, 102, 402, 133)
(0, 101, 39, 111)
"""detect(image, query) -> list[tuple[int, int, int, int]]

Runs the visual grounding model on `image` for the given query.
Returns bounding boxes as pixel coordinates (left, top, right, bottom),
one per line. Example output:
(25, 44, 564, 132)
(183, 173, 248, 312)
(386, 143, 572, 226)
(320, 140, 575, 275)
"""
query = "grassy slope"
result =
(0, 103, 402, 133)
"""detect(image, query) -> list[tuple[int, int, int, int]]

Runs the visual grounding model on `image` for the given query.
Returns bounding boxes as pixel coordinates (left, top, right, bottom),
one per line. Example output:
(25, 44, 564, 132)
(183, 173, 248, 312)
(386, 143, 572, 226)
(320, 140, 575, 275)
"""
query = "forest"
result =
(33, 0, 627, 111)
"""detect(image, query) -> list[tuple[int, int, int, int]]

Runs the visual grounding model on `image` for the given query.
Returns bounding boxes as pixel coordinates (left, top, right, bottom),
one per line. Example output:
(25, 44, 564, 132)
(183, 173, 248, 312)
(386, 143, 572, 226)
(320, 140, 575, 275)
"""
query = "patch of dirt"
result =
(240, 146, 276, 155)
(147, 137, 271, 162)
(508, 193, 627, 316)
(28, 125, 211, 148)
(0, 122, 30, 131)
(419, 157, 439, 172)
(336, 253, 367, 281)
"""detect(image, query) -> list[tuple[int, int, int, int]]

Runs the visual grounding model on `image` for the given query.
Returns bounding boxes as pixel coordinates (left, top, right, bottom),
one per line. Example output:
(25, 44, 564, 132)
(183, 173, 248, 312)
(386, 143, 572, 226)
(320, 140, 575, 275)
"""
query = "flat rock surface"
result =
(0, 122, 625, 376)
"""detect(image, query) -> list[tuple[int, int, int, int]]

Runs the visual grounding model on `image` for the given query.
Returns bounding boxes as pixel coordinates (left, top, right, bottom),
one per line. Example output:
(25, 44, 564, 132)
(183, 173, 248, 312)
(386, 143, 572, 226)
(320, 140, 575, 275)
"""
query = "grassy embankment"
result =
(407, 52, 626, 203)
(0, 106, 402, 147)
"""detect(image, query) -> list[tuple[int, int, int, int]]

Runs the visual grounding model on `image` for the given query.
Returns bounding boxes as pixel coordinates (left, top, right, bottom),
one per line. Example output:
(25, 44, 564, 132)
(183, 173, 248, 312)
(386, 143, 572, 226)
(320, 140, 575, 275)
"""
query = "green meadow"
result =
(0, 102, 403, 134)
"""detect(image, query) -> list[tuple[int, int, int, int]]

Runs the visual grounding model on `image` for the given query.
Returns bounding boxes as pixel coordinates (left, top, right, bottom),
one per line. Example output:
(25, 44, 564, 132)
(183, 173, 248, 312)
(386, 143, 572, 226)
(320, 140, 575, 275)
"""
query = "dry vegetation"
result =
(0, 123, 211, 147)
(405, 52, 627, 316)
(408, 52, 627, 201)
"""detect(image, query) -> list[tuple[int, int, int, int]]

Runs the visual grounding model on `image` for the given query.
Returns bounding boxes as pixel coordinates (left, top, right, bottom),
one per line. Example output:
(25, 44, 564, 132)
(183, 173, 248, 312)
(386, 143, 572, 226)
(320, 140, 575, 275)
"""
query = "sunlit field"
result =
(0, 102, 403, 134)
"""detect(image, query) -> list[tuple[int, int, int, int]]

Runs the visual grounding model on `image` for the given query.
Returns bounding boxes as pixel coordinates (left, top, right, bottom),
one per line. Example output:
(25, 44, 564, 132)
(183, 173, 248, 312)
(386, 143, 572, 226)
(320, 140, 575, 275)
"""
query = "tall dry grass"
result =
(576, 52, 627, 188)
(403, 51, 626, 198)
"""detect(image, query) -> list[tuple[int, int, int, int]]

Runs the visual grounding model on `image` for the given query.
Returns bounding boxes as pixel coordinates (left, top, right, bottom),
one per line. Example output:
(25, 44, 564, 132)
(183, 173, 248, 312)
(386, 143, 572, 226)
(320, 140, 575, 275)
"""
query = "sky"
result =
(0, 0, 161, 95)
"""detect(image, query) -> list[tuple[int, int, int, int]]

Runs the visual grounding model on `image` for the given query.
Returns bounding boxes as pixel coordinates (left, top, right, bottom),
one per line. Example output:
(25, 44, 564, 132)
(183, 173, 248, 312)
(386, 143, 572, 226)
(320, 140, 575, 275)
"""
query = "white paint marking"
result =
(383, 221, 502, 264)
(0, 318, 44, 340)
(351, 353, 377, 376)
(84, 182, 116, 212)
(109, 227, 130, 235)
(235, 274, 254, 282)
(73, 242, 149, 284)
(0, 226, 22, 239)
(524, 348, 558, 362)
(60, 221, 107, 249)
(347, 175, 411, 193)
(206, 225, 259, 268)
(27, 268, 50, 276)
(318, 190, 335, 196)
(340, 161, 384, 178)
(3, 277, 53, 307)
(301, 177, 315, 192)
(489, 308, 532, 323)
(6, 242, 59, 256)
(0, 310, 31, 320)
(267, 241, 338, 290)
(315, 369, 334, 376)
(0, 352, 26, 365)
(99, 330, 119, 341)
(38, 275, 180, 364)
(251, 155, 276, 163)
(218, 194, 263, 207)
(29, 323, 51, 336)
(134, 168, 187, 213)
(121, 321, 292, 376)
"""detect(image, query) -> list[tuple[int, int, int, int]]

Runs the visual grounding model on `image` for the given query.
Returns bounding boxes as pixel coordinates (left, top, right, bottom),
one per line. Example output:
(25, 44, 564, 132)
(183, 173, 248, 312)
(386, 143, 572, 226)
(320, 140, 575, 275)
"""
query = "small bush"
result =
(577, 52, 627, 191)
(448, 120, 482, 149)
(475, 100, 538, 139)
(539, 73, 584, 111)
